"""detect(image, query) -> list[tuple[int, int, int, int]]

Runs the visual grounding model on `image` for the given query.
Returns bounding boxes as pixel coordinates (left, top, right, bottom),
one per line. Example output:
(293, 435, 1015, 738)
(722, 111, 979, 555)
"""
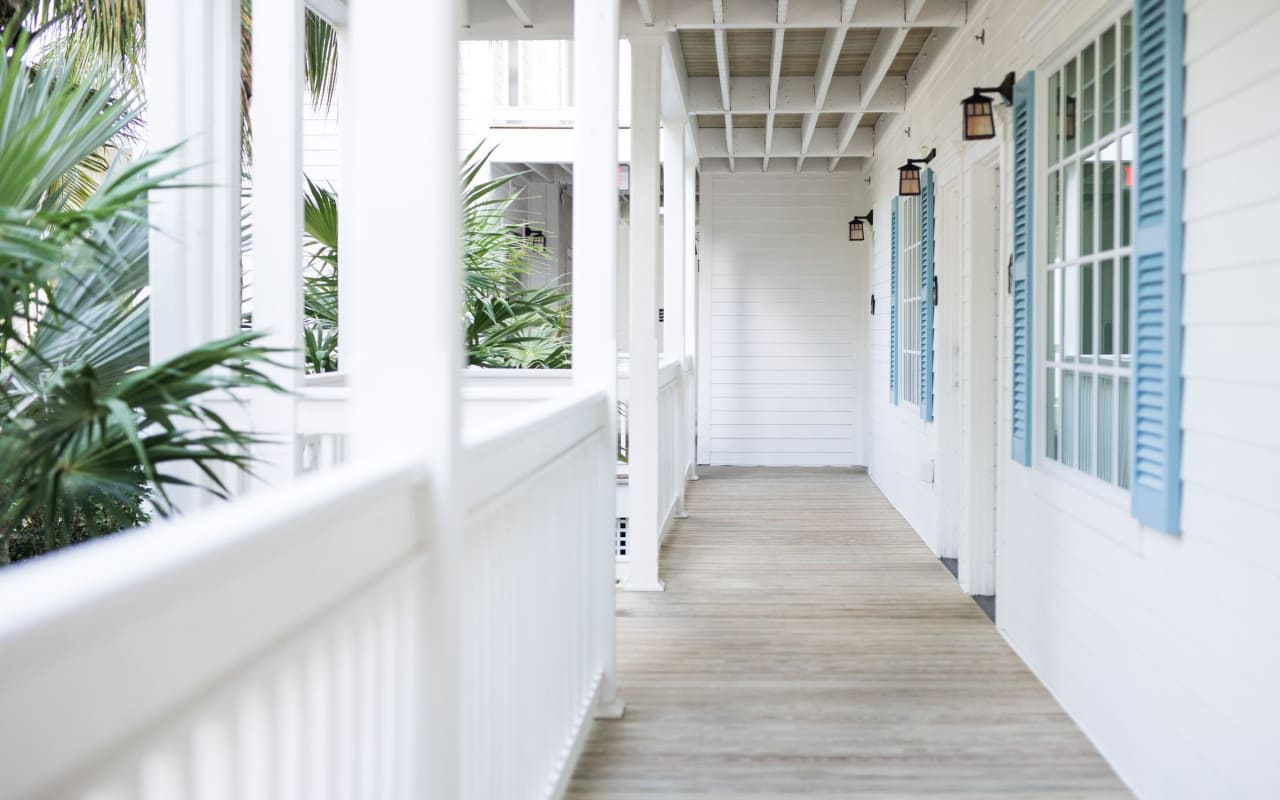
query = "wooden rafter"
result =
(763, 27, 784, 171)
(796, 26, 846, 171)
(504, 0, 532, 27)
(829, 26, 907, 170)
(637, 0, 655, 26)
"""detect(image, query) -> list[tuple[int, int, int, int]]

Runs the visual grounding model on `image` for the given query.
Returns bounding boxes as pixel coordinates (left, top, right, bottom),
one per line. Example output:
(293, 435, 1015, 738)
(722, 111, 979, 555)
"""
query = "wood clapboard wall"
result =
(698, 174, 866, 466)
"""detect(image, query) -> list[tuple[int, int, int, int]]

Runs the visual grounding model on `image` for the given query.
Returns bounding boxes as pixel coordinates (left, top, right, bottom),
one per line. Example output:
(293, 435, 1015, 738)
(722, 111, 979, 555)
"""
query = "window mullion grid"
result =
(1112, 108, 1124, 485)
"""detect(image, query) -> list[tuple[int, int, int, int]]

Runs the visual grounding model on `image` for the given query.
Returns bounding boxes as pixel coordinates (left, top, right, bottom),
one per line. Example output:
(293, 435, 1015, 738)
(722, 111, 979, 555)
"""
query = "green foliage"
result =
(299, 145, 571, 373)
(0, 35, 283, 563)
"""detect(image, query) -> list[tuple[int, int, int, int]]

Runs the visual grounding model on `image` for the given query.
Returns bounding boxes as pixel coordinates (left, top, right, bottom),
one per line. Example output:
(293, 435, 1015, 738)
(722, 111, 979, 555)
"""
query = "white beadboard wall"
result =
(863, 0, 1280, 798)
(698, 174, 867, 466)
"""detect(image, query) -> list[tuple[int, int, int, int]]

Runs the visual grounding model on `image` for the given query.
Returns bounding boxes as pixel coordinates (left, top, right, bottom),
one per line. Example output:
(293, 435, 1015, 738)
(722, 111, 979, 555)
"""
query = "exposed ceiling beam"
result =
(664, 0, 966, 29)
(905, 0, 930, 23)
(764, 28, 784, 171)
(637, 0, 655, 26)
(798, 26, 847, 171)
(698, 126, 873, 158)
(713, 29, 731, 111)
(724, 114, 735, 171)
(830, 26, 907, 170)
(687, 75, 906, 115)
(503, 0, 532, 27)
(523, 162, 556, 183)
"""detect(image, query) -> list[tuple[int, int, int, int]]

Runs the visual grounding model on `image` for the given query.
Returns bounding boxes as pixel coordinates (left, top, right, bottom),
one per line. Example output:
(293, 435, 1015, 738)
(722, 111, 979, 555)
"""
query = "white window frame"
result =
(897, 195, 923, 410)
(1039, 6, 1134, 493)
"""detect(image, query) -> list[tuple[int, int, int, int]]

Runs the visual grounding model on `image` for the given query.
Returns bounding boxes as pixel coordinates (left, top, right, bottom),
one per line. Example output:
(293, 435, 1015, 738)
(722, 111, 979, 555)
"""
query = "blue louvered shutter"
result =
(1131, 0, 1185, 534)
(1010, 72, 1035, 466)
(890, 197, 900, 405)
(920, 169, 936, 422)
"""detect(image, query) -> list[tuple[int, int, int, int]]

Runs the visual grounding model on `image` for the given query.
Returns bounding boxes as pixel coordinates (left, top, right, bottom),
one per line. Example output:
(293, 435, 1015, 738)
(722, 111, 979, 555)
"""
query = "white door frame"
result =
(956, 143, 1003, 596)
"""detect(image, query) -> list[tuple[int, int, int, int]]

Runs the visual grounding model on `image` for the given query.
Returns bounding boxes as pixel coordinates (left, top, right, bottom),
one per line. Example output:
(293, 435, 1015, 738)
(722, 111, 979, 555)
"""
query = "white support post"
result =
(662, 120, 689, 518)
(250, 0, 306, 484)
(144, 0, 242, 509)
(624, 35, 665, 593)
(572, 0, 626, 719)
(684, 143, 700, 481)
(345, 0, 461, 795)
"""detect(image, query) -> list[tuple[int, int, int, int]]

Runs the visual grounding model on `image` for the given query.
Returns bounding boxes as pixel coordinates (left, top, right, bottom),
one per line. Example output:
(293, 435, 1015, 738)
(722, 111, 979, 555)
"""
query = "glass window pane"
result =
(1121, 12, 1133, 127)
(1079, 372, 1094, 476)
(1120, 132, 1133, 247)
(1046, 268, 1058, 360)
(1081, 42, 1096, 149)
(1062, 370, 1077, 468)
(1064, 161, 1081, 261)
(1063, 265, 1080, 363)
(1099, 156, 1116, 252)
(1052, 268, 1064, 361)
(1118, 375, 1131, 488)
(1046, 367, 1061, 460)
(1100, 25, 1117, 138)
(1080, 159, 1095, 257)
(1098, 375, 1115, 483)
(1049, 71, 1062, 165)
(1080, 261, 1095, 362)
(1119, 255, 1131, 357)
(1064, 57, 1078, 157)
(1047, 170, 1062, 263)
(1099, 258, 1116, 358)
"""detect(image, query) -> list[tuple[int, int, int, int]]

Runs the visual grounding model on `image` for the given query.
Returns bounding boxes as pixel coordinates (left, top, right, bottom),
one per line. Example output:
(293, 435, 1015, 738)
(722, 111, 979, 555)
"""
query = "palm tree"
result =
(0, 35, 282, 563)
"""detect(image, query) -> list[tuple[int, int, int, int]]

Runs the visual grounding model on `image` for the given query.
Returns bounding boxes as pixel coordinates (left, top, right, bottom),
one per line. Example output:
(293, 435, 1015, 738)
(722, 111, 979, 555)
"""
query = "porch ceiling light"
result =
(961, 72, 1016, 141)
(898, 148, 936, 196)
(848, 210, 874, 241)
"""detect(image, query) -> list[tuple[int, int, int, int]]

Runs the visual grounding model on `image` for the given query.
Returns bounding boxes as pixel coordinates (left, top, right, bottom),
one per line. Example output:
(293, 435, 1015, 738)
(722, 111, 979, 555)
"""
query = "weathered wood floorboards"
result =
(567, 467, 1129, 799)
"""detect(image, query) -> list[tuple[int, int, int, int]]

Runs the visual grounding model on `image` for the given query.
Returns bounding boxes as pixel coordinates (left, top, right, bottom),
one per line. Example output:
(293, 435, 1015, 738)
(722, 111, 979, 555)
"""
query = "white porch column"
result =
(250, 0, 306, 482)
(685, 143, 700, 479)
(625, 35, 665, 593)
(346, 0, 461, 795)
(572, 0, 626, 718)
(662, 119, 689, 517)
(144, 0, 242, 509)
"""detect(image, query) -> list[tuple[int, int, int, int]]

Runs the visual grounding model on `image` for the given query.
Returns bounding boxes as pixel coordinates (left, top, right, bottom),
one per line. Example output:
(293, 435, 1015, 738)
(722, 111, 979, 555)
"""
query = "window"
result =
(1042, 10, 1134, 488)
(897, 195, 924, 409)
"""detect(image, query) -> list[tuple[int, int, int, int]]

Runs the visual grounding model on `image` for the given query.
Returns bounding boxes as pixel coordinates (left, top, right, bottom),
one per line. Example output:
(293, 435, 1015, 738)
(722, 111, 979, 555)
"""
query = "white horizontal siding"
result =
(700, 174, 863, 466)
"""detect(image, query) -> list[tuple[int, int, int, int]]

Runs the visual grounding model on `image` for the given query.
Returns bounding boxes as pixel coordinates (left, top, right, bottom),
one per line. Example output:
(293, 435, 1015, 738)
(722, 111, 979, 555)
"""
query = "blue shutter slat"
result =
(1131, 0, 1185, 534)
(890, 197, 899, 405)
(1010, 71, 1035, 466)
(920, 169, 936, 422)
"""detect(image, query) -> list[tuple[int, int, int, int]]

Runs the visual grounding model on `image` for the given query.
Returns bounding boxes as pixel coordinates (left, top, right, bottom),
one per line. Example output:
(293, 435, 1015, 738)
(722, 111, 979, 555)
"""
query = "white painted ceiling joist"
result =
(699, 126, 872, 158)
(687, 76, 906, 115)
(665, 0, 965, 29)
(829, 26, 907, 170)
(305, 0, 347, 26)
(637, 0, 656, 26)
(797, 26, 846, 170)
(503, 0, 533, 27)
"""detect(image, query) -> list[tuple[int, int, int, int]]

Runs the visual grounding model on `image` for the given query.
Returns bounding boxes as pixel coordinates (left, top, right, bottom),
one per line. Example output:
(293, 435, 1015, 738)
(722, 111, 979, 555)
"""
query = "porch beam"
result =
(830, 26, 906, 170)
(626, 36, 666, 593)
(687, 75, 906, 115)
(763, 28, 784, 171)
(798, 26, 846, 171)
(713, 29, 731, 111)
(698, 125, 872, 158)
(841, 0, 858, 23)
(345, 0, 462, 796)
(905, 0, 929, 22)
(504, 0, 533, 27)
(663, 0, 966, 29)
(637, 0, 655, 26)
(571, 0, 625, 716)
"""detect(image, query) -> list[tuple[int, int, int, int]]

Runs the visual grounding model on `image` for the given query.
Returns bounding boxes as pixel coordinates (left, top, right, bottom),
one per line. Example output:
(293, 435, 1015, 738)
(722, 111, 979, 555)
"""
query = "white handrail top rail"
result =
(461, 388, 610, 513)
(658, 357, 682, 390)
(0, 458, 429, 799)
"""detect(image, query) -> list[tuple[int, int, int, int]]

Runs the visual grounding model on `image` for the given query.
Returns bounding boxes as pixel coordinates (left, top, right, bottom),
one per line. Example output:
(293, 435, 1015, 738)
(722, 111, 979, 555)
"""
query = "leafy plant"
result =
(0, 35, 283, 563)
(298, 145, 571, 373)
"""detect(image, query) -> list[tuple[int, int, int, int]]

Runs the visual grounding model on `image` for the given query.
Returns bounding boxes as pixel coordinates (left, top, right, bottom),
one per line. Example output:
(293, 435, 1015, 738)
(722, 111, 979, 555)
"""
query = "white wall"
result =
(863, 0, 1280, 797)
(699, 173, 866, 467)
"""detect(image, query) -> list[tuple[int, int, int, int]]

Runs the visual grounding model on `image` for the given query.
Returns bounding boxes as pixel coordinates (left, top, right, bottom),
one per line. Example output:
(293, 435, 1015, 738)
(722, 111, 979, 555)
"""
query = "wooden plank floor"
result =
(567, 467, 1130, 799)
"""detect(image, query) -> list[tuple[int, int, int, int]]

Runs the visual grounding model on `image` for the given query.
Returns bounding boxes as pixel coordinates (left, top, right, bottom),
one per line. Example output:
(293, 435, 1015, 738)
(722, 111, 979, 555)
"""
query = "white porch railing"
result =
(0, 391, 615, 800)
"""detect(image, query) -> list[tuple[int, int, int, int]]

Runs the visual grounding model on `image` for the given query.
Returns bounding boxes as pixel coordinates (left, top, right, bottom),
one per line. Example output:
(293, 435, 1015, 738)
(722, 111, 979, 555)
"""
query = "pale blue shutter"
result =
(1131, 0, 1185, 534)
(1010, 72, 1035, 466)
(890, 197, 899, 405)
(920, 169, 936, 422)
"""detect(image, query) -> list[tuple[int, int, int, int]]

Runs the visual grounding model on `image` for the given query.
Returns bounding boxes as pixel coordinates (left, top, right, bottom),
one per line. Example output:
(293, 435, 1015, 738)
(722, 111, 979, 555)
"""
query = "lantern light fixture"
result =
(898, 148, 936, 196)
(961, 72, 1016, 141)
(848, 209, 874, 241)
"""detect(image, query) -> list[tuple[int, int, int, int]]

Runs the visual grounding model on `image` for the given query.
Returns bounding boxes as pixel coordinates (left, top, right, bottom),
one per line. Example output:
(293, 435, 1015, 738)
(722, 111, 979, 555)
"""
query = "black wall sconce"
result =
(932, 275, 939, 307)
(870, 294, 876, 315)
(515, 224, 548, 250)
(848, 210, 874, 241)
(961, 71, 1015, 141)
(898, 148, 936, 196)
(1064, 95, 1077, 141)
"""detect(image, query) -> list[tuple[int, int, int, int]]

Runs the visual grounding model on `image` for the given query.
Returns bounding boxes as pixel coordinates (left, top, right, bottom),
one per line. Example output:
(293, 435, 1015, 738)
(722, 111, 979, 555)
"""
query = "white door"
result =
(697, 174, 864, 467)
